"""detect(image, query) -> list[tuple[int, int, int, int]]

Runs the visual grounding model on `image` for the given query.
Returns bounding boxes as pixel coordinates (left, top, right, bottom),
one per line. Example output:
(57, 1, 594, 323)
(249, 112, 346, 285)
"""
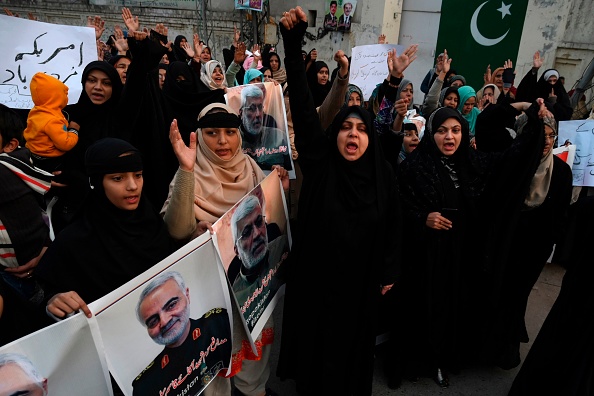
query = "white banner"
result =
(0, 313, 113, 395)
(558, 119, 594, 186)
(349, 43, 405, 103)
(0, 15, 97, 109)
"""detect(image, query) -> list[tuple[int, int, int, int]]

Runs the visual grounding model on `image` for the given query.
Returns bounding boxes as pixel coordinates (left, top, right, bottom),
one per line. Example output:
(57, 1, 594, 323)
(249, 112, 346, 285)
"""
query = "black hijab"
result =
(58, 61, 124, 200)
(326, 105, 387, 210)
(171, 35, 191, 63)
(307, 61, 331, 107)
(36, 138, 173, 303)
(161, 61, 225, 144)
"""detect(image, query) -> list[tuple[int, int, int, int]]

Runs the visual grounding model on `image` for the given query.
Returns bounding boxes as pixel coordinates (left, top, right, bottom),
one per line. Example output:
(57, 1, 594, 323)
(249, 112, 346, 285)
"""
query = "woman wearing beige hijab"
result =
(487, 100, 572, 371)
(161, 102, 288, 396)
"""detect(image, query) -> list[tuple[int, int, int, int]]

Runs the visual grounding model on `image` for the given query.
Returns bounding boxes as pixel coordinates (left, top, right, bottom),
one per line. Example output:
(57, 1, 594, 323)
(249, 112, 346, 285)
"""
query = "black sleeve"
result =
(281, 20, 327, 175)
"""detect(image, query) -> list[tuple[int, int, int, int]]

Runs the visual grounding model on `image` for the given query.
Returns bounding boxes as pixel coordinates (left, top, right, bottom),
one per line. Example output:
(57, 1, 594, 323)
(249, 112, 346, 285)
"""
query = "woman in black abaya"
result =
(36, 138, 173, 318)
(277, 8, 402, 396)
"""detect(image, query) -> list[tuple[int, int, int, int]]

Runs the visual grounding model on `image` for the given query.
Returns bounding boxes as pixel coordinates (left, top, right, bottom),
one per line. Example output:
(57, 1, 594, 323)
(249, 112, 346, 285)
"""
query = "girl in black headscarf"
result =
(162, 61, 225, 145)
(170, 35, 191, 63)
(277, 9, 402, 395)
(306, 60, 332, 107)
(36, 138, 173, 319)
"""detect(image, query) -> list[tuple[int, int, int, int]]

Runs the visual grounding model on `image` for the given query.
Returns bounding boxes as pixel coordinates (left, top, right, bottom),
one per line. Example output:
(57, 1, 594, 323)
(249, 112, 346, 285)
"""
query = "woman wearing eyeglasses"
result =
(486, 103, 572, 371)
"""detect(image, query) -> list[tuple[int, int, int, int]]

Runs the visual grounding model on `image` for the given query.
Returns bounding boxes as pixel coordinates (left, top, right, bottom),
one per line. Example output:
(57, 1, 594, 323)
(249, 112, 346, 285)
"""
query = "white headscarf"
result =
(200, 60, 228, 90)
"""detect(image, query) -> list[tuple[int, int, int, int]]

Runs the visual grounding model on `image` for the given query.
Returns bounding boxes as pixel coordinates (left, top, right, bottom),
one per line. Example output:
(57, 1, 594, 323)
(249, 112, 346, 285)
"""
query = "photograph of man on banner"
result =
(212, 173, 290, 340)
(225, 82, 294, 177)
(90, 236, 233, 396)
(324, 0, 357, 32)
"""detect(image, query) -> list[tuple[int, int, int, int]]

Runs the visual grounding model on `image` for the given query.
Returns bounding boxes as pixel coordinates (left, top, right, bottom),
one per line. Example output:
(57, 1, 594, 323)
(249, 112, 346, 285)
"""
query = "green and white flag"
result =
(435, 0, 529, 90)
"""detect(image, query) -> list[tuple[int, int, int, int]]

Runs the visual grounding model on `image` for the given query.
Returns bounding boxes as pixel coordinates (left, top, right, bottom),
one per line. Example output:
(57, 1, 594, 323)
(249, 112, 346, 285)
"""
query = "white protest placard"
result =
(558, 119, 594, 186)
(0, 15, 97, 109)
(349, 43, 405, 102)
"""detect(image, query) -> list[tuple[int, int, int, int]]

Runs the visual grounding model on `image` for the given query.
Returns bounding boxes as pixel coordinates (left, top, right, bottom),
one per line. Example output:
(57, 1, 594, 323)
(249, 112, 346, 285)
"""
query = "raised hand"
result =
(251, 44, 261, 63)
(442, 49, 452, 75)
(504, 59, 513, 70)
(234, 42, 247, 64)
(335, 49, 349, 77)
(87, 15, 105, 40)
(192, 33, 203, 59)
(121, 7, 140, 32)
(279, 6, 308, 30)
(113, 25, 129, 53)
(233, 23, 241, 46)
(533, 51, 543, 69)
(537, 97, 553, 118)
(129, 29, 148, 41)
(169, 119, 196, 172)
(378, 34, 387, 44)
(154, 23, 168, 37)
(484, 64, 492, 84)
(96, 39, 107, 61)
(394, 98, 409, 118)
(181, 41, 195, 58)
(390, 44, 418, 78)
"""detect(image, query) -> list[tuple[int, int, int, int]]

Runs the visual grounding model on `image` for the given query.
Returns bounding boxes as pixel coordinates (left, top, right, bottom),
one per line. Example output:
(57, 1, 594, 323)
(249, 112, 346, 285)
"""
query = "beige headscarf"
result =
(191, 103, 266, 223)
(524, 116, 556, 208)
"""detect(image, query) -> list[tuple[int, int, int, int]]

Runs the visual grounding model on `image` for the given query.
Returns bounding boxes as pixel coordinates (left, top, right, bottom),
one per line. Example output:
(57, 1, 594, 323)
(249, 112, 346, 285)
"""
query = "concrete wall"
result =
(515, 0, 594, 102)
(3, 0, 592, 103)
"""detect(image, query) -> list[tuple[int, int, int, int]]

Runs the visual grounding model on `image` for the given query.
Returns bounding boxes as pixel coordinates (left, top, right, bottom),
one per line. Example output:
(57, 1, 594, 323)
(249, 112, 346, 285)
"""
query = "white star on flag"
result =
(497, 2, 512, 19)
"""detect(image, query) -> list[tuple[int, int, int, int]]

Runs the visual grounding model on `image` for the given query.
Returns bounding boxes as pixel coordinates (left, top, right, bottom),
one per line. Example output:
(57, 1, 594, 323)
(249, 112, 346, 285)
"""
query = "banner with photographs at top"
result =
(90, 233, 233, 396)
(0, 313, 113, 395)
(90, 0, 197, 9)
(350, 43, 406, 103)
(225, 81, 295, 179)
(0, 15, 97, 109)
(234, 0, 263, 12)
(323, 0, 357, 32)
(212, 171, 291, 346)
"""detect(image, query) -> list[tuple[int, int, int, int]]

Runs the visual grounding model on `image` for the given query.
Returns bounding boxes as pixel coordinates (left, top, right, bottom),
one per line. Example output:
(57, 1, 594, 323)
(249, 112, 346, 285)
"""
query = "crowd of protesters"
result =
(1, 4, 593, 396)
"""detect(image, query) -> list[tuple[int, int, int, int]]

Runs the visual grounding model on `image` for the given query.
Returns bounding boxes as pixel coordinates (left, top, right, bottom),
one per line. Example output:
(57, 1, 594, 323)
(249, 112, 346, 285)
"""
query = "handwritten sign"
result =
(349, 43, 405, 102)
(0, 15, 97, 109)
(558, 119, 594, 186)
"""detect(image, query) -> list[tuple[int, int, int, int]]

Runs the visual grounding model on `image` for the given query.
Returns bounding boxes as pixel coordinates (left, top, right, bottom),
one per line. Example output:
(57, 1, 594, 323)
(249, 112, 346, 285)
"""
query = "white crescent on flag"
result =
(470, 0, 510, 46)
